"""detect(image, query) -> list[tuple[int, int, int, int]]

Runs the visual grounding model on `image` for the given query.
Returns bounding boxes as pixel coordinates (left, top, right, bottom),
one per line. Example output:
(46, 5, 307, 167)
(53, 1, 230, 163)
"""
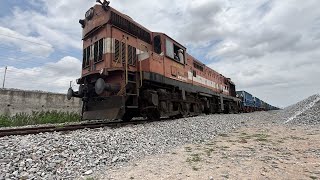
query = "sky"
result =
(0, 0, 319, 108)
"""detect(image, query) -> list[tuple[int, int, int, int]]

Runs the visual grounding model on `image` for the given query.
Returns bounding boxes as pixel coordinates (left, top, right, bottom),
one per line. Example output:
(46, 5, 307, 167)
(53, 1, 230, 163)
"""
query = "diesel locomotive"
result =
(67, 1, 247, 121)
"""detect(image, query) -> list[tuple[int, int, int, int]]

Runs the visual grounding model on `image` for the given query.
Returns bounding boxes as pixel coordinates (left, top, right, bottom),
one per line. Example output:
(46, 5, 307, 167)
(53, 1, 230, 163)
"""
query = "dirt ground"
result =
(105, 124, 320, 180)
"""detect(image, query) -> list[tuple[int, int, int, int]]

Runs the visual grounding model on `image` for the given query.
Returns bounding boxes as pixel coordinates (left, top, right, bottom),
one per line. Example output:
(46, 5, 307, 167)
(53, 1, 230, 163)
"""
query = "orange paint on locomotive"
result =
(69, 3, 238, 120)
(81, 5, 233, 95)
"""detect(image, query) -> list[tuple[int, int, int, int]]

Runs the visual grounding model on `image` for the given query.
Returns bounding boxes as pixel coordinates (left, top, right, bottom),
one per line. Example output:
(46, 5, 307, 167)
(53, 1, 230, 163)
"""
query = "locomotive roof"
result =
(101, 5, 186, 49)
(153, 32, 186, 49)
(91, 4, 234, 82)
(108, 6, 152, 34)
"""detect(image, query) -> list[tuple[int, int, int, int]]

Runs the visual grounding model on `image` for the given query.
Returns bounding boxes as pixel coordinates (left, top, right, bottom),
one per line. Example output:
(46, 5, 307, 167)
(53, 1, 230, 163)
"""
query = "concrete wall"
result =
(0, 89, 82, 116)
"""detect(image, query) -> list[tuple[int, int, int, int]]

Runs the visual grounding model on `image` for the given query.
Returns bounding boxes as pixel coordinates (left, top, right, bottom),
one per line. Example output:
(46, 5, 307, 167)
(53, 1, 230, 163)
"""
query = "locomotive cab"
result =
(68, 2, 151, 120)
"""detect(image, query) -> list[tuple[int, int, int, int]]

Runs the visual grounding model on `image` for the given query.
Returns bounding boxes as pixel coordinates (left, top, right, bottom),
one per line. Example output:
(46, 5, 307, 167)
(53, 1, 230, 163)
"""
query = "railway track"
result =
(0, 119, 167, 138)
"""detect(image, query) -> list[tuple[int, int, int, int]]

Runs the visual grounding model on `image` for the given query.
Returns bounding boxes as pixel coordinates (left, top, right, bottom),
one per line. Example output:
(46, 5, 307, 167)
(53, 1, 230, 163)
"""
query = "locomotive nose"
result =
(95, 78, 106, 95)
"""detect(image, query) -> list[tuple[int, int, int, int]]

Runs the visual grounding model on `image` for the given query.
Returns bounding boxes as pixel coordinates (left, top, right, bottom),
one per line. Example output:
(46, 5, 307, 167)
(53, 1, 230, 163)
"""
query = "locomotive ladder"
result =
(122, 36, 139, 109)
(125, 71, 139, 109)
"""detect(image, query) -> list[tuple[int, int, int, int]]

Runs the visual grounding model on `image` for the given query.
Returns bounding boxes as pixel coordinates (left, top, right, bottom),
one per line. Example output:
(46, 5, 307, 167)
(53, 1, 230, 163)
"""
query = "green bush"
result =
(0, 111, 81, 127)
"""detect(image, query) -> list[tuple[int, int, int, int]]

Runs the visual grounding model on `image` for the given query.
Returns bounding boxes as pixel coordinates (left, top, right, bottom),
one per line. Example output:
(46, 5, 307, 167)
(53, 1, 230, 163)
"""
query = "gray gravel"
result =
(0, 112, 275, 180)
(285, 95, 320, 125)
(282, 94, 320, 125)
(0, 93, 319, 179)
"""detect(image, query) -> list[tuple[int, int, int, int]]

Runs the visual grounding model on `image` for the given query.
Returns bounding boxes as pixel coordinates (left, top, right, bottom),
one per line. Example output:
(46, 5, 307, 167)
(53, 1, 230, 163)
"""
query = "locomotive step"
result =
(126, 106, 138, 109)
(126, 93, 137, 96)
(127, 80, 137, 84)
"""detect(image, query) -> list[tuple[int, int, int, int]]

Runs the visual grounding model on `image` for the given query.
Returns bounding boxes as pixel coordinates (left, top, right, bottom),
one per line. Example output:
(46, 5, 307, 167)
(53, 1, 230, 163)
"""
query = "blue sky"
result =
(0, 1, 81, 68)
(0, 1, 33, 16)
(0, 0, 320, 107)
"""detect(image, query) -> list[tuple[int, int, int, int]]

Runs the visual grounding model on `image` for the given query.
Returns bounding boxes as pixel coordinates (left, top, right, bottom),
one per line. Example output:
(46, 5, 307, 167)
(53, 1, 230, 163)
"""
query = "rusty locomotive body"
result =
(68, 1, 240, 121)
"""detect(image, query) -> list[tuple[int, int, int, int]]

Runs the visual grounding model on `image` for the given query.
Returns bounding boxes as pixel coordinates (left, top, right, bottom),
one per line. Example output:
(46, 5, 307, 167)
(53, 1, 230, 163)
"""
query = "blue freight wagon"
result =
(261, 101, 268, 110)
(253, 97, 262, 109)
(237, 90, 279, 112)
(236, 91, 255, 108)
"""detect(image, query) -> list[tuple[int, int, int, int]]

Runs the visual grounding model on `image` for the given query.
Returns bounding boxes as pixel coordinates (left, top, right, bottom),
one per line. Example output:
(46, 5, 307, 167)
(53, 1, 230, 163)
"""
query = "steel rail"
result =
(0, 120, 139, 138)
(0, 118, 175, 138)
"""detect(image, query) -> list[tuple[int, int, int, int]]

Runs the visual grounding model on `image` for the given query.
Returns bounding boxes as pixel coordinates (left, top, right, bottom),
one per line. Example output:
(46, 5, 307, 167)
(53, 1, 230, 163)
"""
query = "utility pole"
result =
(70, 80, 72, 88)
(2, 66, 7, 89)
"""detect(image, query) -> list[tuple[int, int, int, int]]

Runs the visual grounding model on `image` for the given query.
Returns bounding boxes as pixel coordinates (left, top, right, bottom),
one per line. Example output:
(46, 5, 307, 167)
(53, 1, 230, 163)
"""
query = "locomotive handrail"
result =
(125, 37, 128, 85)
(115, 37, 126, 66)
(138, 44, 149, 88)
(114, 37, 128, 96)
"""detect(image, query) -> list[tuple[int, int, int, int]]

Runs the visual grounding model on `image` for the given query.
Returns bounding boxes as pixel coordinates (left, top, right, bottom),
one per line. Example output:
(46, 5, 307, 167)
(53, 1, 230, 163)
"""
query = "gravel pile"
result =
(281, 94, 320, 125)
(0, 112, 272, 180)
(285, 95, 320, 125)
(276, 94, 319, 121)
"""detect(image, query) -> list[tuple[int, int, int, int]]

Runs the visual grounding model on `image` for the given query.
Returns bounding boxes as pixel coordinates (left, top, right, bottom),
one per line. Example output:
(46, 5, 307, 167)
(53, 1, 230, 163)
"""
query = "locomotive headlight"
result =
(85, 7, 94, 20)
(79, 19, 85, 28)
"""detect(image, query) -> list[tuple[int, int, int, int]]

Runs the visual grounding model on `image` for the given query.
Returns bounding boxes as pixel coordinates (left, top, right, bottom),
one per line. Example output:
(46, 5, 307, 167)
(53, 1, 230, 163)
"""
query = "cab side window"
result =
(166, 38, 174, 58)
(165, 38, 185, 64)
(153, 35, 161, 54)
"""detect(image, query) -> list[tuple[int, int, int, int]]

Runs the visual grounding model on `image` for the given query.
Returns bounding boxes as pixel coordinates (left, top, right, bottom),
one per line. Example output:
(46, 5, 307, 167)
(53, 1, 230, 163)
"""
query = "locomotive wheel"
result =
(147, 108, 160, 121)
(121, 112, 133, 122)
(179, 103, 189, 118)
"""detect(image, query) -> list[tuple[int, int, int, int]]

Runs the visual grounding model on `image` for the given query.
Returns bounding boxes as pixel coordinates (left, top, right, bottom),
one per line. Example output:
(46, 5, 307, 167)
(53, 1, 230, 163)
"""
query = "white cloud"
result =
(2, 56, 81, 93)
(204, 0, 320, 107)
(109, 0, 320, 106)
(0, 26, 54, 57)
(0, 1, 95, 50)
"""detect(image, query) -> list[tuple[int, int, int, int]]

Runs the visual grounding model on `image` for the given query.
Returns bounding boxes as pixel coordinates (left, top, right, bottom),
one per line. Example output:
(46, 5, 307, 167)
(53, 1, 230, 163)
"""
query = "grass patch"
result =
(251, 133, 269, 138)
(226, 140, 236, 142)
(289, 136, 308, 140)
(218, 146, 230, 150)
(277, 140, 285, 143)
(185, 146, 192, 152)
(240, 134, 252, 140)
(256, 137, 268, 142)
(219, 133, 229, 137)
(238, 138, 248, 143)
(309, 175, 317, 180)
(243, 147, 256, 151)
(238, 133, 270, 142)
(204, 148, 215, 156)
(192, 166, 200, 171)
(251, 134, 270, 142)
(0, 111, 81, 127)
(187, 153, 201, 163)
(221, 174, 229, 178)
(206, 142, 215, 146)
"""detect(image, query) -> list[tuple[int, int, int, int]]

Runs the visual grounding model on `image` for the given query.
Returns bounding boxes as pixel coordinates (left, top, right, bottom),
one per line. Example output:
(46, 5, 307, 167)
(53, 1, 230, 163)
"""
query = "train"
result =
(67, 1, 278, 121)
(236, 91, 279, 112)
